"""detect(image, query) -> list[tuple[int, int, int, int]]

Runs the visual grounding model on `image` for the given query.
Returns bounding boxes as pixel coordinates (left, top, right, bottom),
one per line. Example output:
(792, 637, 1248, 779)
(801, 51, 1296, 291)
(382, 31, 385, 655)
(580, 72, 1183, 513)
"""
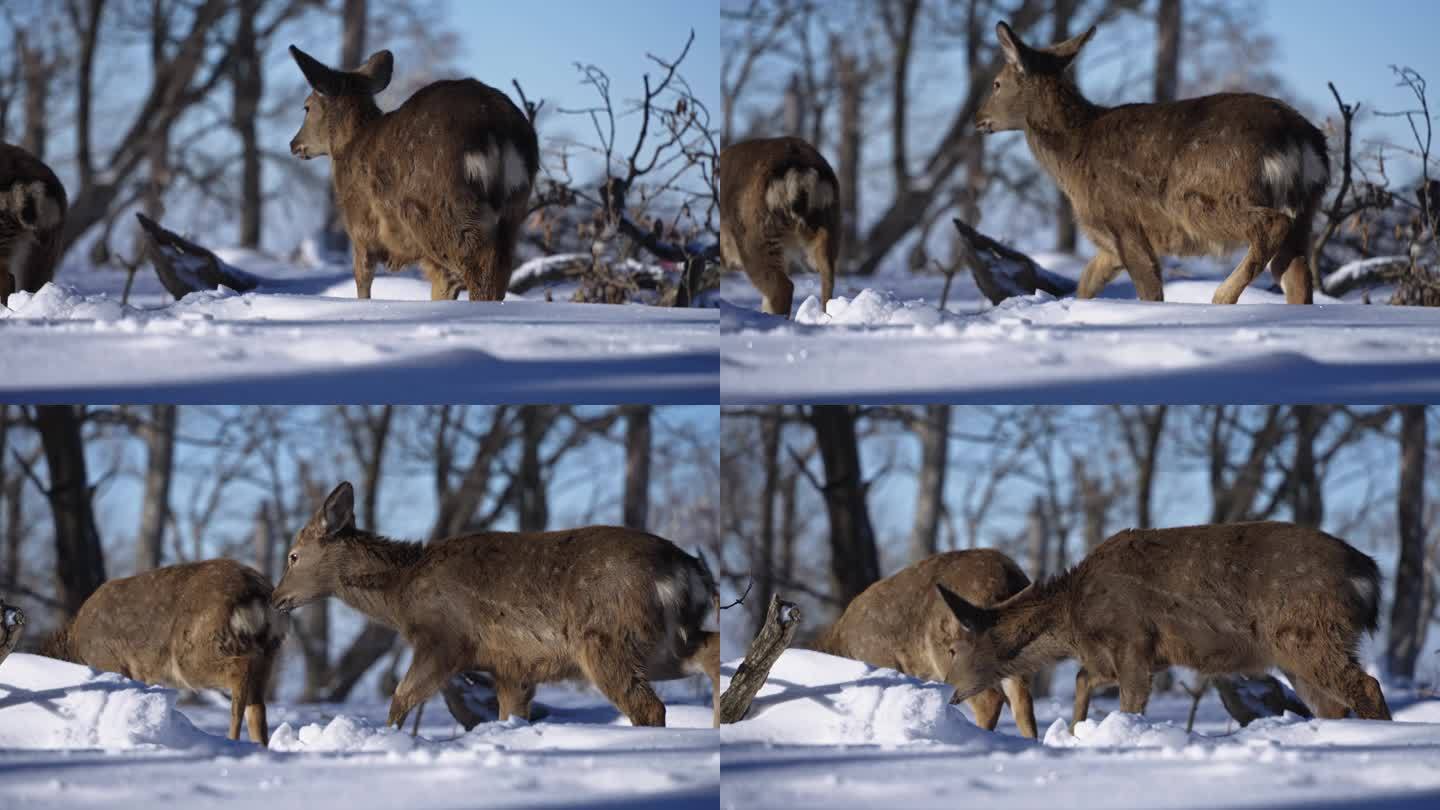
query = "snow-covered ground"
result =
(0, 252, 718, 403)
(719, 254, 1440, 403)
(0, 654, 719, 809)
(720, 650, 1440, 809)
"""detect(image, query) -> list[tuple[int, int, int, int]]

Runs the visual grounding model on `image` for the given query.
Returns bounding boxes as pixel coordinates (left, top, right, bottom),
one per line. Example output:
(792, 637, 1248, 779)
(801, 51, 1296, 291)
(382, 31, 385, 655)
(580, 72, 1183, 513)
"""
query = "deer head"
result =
(288, 45, 393, 159)
(272, 481, 356, 613)
(975, 21, 1095, 134)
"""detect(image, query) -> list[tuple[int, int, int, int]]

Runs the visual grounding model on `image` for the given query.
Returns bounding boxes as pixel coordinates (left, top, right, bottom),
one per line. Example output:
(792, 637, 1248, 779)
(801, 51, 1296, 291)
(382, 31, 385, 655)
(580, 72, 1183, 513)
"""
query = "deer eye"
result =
(993, 79, 1001, 89)
(289, 552, 299, 565)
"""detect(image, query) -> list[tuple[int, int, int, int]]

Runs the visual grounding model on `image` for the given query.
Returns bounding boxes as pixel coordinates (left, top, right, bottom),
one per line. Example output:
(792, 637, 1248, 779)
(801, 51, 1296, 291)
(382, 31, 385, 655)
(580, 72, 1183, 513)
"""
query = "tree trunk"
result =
(1024, 497, 1053, 696)
(253, 500, 276, 582)
(719, 594, 801, 724)
(1288, 405, 1324, 528)
(321, 0, 368, 254)
(1154, 0, 1183, 103)
(134, 405, 177, 572)
(1386, 405, 1426, 680)
(1052, 0, 1078, 252)
(755, 408, 781, 637)
(36, 406, 106, 616)
(622, 406, 651, 529)
(829, 36, 861, 273)
(1076, 459, 1109, 554)
(18, 32, 48, 160)
(515, 407, 549, 532)
(909, 405, 950, 561)
(808, 406, 880, 605)
(233, 0, 264, 248)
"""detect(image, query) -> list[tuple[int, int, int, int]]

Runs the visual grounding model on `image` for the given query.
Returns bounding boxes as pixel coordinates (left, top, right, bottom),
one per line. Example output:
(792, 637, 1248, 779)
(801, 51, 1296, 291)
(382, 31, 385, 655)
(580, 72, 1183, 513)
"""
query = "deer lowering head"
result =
(975, 21, 1328, 306)
(271, 481, 358, 614)
(288, 46, 393, 160)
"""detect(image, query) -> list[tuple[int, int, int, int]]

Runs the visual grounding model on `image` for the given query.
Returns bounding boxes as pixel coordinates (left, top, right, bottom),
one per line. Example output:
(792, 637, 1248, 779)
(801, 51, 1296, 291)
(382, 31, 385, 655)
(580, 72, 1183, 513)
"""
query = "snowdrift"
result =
(0, 653, 213, 750)
(719, 649, 1018, 748)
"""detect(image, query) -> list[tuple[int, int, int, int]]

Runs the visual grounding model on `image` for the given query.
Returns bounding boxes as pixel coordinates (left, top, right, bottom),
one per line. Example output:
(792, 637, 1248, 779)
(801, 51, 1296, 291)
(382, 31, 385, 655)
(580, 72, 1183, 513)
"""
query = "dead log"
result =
(135, 213, 260, 299)
(1213, 674, 1312, 726)
(952, 218, 1078, 304)
(719, 593, 801, 724)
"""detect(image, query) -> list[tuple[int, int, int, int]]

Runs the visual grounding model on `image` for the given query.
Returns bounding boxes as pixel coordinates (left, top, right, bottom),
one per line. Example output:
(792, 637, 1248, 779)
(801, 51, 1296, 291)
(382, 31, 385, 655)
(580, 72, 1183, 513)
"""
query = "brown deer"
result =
(976, 22, 1328, 305)
(0, 142, 67, 303)
(0, 597, 24, 668)
(934, 522, 1391, 727)
(810, 549, 1038, 738)
(271, 482, 720, 729)
(287, 46, 538, 302)
(41, 560, 287, 744)
(720, 136, 840, 317)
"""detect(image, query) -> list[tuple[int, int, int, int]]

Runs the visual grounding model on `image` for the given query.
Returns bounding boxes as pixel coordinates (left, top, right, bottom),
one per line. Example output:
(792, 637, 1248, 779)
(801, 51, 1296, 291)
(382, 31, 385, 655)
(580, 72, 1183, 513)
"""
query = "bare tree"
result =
(1386, 405, 1427, 680)
(34, 406, 106, 616)
(135, 405, 177, 572)
(909, 405, 950, 561)
(805, 405, 880, 605)
(622, 406, 652, 530)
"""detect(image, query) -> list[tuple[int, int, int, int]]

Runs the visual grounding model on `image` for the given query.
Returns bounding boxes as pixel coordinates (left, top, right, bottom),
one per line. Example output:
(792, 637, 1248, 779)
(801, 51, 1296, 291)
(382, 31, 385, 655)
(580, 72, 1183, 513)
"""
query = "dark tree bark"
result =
(1154, 0, 1183, 103)
(754, 407, 781, 637)
(808, 406, 881, 605)
(829, 36, 861, 272)
(1114, 405, 1167, 529)
(36, 406, 106, 616)
(1386, 405, 1426, 679)
(1288, 405, 1324, 528)
(253, 500, 276, 582)
(319, 0, 369, 254)
(1076, 458, 1111, 554)
(909, 405, 950, 561)
(719, 594, 801, 724)
(233, 0, 264, 248)
(622, 406, 652, 530)
(17, 31, 49, 160)
(515, 407, 550, 532)
(135, 405, 177, 572)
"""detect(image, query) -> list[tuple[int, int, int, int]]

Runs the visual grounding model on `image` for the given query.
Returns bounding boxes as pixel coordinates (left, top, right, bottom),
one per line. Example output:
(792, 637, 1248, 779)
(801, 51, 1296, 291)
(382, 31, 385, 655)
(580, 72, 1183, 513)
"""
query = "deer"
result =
(287, 45, 538, 302)
(0, 597, 24, 668)
(975, 22, 1329, 305)
(808, 549, 1038, 738)
(40, 559, 288, 744)
(934, 522, 1391, 729)
(0, 142, 67, 304)
(720, 136, 840, 317)
(270, 481, 720, 730)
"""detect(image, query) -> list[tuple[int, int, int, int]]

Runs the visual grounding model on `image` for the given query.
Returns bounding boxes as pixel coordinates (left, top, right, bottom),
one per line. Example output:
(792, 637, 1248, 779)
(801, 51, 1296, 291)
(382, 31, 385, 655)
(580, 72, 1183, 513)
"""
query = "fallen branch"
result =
(952, 218, 1078, 304)
(719, 593, 800, 724)
(135, 213, 260, 300)
(1213, 674, 1312, 727)
(1321, 255, 1412, 298)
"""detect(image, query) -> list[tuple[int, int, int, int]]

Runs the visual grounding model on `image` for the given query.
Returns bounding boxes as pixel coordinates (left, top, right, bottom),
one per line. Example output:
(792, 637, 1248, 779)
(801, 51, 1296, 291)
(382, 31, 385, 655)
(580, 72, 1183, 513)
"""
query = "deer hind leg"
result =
(495, 679, 536, 721)
(965, 687, 1006, 731)
(1072, 667, 1101, 729)
(1212, 208, 1293, 305)
(1268, 209, 1316, 304)
(1001, 676, 1038, 738)
(1116, 652, 1155, 715)
(1076, 250, 1124, 300)
(805, 225, 840, 309)
(1115, 237, 1165, 303)
(352, 244, 377, 300)
(742, 233, 794, 318)
(578, 630, 666, 727)
(222, 656, 252, 741)
(1283, 669, 1347, 719)
(244, 651, 275, 745)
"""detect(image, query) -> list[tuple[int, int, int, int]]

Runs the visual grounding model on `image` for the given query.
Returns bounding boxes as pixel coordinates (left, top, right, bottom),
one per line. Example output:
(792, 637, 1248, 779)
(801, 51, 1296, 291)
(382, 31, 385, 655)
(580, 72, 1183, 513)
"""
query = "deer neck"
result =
(992, 579, 1076, 680)
(332, 532, 423, 629)
(1023, 82, 1101, 191)
(328, 99, 383, 168)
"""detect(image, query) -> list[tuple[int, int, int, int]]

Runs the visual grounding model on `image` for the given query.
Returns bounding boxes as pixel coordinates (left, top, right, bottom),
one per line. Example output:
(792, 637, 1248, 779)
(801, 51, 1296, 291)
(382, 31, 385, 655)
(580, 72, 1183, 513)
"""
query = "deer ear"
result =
(356, 50, 393, 94)
(321, 482, 356, 535)
(995, 21, 1029, 73)
(1048, 25, 1096, 64)
(936, 584, 994, 635)
(290, 45, 341, 95)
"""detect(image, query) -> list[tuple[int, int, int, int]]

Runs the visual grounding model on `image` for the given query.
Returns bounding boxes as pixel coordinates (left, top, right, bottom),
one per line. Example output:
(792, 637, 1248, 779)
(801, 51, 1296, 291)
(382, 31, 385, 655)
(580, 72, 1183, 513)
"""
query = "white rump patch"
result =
(229, 597, 287, 643)
(463, 142, 532, 198)
(1349, 574, 1377, 613)
(1301, 143, 1329, 191)
(1261, 142, 1326, 213)
(2, 181, 62, 231)
(764, 168, 835, 216)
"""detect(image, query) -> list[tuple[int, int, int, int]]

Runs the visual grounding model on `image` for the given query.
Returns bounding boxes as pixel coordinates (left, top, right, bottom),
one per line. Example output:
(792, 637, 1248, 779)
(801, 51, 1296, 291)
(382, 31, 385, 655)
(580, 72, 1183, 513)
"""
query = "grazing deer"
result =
(809, 549, 1038, 738)
(41, 560, 287, 744)
(935, 522, 1391, 726)
(287, 46, 538, 302)
(0, 142, 67, 303)
(0, 598, 24, 668)
(720, 136, 840, 317)
(271, 482, 720, 729)
(976, 22, 1328, 305)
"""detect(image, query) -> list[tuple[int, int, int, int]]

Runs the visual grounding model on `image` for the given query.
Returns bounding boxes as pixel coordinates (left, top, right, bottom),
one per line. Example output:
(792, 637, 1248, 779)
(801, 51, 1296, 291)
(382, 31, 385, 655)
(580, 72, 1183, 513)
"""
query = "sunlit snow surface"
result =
(0, 254, 717, 403)
(720, 650, 1440, 810)
(720, 255, 1440, 403)
(0, 654, 719, 809)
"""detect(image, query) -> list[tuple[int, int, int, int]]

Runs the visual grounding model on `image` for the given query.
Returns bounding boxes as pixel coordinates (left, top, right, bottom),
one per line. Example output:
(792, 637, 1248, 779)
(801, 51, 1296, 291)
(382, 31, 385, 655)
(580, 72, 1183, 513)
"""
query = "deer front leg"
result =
(1116, 654, 1154, 715)
(1075, 250, 1123, 299)
(352, 242, 377, 300)
(388, 644, 456, 733)
(495, 679, 535, 721)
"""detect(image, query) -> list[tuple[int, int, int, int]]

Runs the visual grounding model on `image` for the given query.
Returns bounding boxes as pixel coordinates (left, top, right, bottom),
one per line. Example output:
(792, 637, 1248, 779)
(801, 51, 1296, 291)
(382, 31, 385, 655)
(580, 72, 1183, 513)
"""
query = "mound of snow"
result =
(0, 653, 213, 750)
(2, 283, 135, 321)
(1395, 699, 1440, 724)
(795, 289, 947, 328)
(719, 649, 1010, 748)
(1043, 712, 1194, 749)
(269, 715, 419, 753)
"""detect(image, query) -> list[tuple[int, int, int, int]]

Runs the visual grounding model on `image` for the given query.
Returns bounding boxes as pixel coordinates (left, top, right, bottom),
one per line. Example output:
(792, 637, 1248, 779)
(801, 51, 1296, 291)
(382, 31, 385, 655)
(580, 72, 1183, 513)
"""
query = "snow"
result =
(0, 253, 718, 403)
(0, 653, 719, 808)
(720, 649, 1440, 809)
(720, 255, 1440, 403)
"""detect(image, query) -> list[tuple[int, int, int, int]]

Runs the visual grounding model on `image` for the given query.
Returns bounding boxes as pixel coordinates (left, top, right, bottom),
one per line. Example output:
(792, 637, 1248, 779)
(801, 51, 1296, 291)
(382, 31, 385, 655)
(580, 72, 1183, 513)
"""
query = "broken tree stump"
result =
(719, 593, 800, 724)
(136, 213, 260, 300)
(952, 218, 1078, 304)
(1213, 674, 1312, 726)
